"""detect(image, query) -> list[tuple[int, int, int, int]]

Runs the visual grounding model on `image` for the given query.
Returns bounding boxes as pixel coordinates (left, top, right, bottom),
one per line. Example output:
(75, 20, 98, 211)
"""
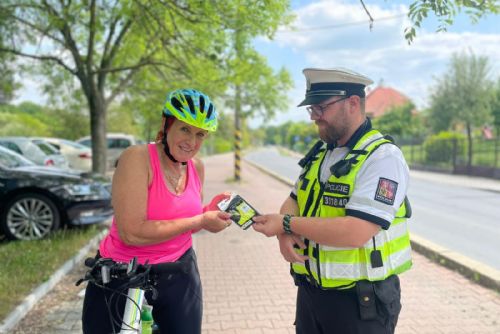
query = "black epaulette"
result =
(298, 140, 324, 168)
(383, 134, 395, 144)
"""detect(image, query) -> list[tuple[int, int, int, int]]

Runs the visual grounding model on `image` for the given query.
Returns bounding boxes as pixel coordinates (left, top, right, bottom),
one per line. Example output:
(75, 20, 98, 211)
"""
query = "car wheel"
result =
(0, 193, 61, 241)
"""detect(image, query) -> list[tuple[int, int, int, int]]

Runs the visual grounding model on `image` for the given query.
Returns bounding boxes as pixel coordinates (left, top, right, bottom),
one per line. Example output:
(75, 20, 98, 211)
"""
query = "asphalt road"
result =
(245, 147, 500, 271)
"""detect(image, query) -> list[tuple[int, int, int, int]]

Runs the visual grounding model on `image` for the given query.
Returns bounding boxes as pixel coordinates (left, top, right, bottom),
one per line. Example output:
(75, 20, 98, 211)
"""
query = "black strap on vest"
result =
(298, 140, 324, 168)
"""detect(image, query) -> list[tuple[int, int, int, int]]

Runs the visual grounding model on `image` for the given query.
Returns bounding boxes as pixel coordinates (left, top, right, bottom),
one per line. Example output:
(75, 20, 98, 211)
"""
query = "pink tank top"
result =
(99, 143, 202, 264)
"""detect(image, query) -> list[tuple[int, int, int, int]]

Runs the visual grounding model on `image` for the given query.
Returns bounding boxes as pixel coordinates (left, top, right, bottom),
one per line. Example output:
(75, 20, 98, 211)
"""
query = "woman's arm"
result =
(112, 146, 211, 246)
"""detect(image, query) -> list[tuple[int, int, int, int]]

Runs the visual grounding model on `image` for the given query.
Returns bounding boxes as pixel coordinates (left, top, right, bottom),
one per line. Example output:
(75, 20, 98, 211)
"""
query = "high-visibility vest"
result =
(294, 130, 412, 289)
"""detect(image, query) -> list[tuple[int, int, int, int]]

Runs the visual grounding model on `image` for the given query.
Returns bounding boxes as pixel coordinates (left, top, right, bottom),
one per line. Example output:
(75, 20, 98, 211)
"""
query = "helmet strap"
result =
(161, 122, 187, 165)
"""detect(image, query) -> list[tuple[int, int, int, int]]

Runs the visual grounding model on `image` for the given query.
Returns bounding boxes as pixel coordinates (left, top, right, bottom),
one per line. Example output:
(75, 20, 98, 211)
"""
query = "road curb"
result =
(0, 228, 108, 334)
(410, 234, 500, 293)
(244, 158, 500, 294)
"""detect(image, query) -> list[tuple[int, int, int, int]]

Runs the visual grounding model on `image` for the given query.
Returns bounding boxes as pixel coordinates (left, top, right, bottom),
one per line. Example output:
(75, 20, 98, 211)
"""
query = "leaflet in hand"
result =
(217, 194, 259, 230)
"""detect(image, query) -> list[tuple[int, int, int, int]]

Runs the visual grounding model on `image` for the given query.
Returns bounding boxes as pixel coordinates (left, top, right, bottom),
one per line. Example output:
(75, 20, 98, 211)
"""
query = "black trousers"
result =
(82, 248, 202, 334)
(295, 275, 401, 334)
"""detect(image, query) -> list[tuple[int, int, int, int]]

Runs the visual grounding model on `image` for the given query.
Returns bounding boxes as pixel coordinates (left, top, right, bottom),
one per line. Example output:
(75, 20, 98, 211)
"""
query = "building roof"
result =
(365, 86, 411, 118)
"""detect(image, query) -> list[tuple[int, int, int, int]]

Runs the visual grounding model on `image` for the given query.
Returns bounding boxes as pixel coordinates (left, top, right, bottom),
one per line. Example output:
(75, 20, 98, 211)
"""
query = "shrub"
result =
(423, 131, 466, 164)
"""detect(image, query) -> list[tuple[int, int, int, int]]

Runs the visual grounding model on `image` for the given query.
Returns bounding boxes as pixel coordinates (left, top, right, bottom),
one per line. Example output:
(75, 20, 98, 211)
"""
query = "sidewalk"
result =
(9, 153, 500, 333)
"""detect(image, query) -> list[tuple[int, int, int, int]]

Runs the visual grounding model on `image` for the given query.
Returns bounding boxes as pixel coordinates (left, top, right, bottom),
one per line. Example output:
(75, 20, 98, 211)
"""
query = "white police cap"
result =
(298, 67, 374, 107)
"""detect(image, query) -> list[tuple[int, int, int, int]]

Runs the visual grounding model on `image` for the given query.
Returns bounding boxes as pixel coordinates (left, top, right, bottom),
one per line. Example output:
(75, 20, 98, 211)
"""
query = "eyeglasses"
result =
(306, 97, 349, 117)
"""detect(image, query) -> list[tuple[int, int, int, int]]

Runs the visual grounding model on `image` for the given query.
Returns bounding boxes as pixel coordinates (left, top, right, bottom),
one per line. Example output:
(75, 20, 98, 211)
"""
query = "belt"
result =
(292, 273, 321, 289)
(292, 273, 358, 292)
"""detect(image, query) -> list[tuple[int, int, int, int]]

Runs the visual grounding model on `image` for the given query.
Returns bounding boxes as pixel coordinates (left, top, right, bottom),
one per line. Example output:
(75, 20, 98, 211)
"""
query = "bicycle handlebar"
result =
(76, 256, 188, 287)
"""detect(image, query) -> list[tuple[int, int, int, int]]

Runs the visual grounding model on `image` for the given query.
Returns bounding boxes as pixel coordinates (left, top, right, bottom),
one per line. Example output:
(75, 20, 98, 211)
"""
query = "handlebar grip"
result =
(84, 257, 97, 268)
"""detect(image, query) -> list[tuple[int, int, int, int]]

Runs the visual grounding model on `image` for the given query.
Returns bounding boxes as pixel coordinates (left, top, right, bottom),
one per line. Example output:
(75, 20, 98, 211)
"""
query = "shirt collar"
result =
(327, 118, 372, 150)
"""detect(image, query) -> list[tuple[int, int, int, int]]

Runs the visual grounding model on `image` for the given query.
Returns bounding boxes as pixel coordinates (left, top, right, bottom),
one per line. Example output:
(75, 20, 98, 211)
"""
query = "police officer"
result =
(253, 68, 412, 334)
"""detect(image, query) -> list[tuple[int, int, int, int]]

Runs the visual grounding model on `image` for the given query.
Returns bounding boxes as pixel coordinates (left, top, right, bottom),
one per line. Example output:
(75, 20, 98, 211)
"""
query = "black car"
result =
(0, 146, 113, 241)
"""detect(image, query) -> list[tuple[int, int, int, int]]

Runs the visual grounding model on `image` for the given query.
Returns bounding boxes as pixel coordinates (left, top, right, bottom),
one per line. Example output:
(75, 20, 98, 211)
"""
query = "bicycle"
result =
(77, 255, 187, 334)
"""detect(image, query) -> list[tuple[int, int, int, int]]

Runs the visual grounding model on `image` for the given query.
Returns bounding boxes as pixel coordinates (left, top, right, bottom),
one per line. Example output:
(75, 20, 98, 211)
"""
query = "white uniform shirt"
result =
(292, 134, 409, 229)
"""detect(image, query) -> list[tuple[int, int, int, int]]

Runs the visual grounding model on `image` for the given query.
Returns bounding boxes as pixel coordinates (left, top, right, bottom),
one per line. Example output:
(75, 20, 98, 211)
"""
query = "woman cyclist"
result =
(82, 89, 232, 334)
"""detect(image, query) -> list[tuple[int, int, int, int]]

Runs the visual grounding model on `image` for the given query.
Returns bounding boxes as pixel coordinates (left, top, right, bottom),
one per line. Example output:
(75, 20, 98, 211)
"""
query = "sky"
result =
(13, 0, 500, 127)
(252, 0, 500, 126)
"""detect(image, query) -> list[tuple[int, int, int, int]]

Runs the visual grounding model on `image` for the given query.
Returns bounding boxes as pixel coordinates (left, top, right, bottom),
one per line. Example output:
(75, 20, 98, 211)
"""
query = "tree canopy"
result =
(0, 0, 293, 174)
(429, 51, 494, 168)
(404, 0, 499, 43)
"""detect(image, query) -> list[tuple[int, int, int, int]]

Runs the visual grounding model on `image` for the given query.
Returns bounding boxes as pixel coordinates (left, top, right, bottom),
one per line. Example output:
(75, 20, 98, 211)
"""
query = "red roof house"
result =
(365, 86, 411, 118)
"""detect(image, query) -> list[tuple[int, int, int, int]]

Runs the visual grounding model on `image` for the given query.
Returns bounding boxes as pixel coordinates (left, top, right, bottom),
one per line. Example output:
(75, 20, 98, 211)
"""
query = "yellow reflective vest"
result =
(293, 130, 412, 289)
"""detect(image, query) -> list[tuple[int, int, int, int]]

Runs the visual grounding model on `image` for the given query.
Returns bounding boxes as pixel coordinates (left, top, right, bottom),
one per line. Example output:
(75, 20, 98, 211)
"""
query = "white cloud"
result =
(269, 0, 500, 113)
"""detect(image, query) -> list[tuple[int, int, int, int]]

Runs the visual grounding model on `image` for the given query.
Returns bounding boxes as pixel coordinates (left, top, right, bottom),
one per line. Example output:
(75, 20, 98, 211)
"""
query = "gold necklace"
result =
(164, 164, 184, 193)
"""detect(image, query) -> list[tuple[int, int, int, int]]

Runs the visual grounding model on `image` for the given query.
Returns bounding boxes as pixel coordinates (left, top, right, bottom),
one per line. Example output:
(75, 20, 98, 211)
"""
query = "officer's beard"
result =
(317, 107, 350, 146)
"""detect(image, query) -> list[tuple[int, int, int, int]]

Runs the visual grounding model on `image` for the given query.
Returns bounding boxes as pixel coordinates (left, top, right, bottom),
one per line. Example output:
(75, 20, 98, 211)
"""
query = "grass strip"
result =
(0, 225, 104, 320)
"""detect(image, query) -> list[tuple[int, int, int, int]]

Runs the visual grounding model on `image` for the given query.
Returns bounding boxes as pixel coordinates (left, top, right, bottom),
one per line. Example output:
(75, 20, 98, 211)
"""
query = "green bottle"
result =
(141, 305, 153, 334)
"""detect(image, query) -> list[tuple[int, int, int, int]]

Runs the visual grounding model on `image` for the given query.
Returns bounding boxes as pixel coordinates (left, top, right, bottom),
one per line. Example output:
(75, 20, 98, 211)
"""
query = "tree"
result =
(0, 103, 51, 136)
(0, 1, 244, 173)
(0, 32, 17, 104)
(220, 1, 293, 180)
(429, 51, 493, 170)
(373, 102, 426, 141)
(358, 0, 499, 43)
(404, 0, 499, 43)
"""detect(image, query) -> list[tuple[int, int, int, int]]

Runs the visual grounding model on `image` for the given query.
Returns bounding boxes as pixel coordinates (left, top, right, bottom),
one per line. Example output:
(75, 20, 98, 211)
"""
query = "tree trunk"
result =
(88, 92, 108, 175)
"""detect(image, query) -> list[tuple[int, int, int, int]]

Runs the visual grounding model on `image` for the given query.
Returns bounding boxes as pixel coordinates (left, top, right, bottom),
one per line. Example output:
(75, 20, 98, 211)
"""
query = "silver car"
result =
(0, 137, 69, 169)
(34, 137, 92, 172)
(77, 133, 143, 169)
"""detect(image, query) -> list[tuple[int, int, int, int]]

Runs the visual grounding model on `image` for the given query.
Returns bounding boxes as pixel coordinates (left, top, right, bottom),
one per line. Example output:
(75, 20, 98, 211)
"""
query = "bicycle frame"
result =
(78, 256, 186, 334)
(120, 288, 146, 333)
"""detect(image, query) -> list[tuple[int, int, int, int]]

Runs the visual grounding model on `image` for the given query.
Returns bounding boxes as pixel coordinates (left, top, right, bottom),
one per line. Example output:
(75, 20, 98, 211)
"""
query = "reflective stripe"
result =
(314, 247, 412, 281)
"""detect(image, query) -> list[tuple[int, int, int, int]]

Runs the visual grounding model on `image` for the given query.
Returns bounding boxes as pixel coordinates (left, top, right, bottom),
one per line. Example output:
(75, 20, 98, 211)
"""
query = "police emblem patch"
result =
(374, 178, 398, 205)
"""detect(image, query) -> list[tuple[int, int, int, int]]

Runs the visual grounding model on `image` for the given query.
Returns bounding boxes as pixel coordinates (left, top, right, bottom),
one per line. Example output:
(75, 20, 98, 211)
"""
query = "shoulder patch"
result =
(374, 178, 398, 205)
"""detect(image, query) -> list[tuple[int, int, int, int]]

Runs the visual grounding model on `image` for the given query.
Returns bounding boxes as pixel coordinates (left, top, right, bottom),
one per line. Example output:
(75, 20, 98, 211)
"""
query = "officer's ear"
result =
(346, 95, 360, 114)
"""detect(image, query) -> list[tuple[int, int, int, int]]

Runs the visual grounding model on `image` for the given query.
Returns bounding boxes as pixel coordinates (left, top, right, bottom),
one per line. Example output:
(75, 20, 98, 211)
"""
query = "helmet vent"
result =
(172, 97, 185, 116)
(199, 96, 206, 113)
(206, 104, 214, 120)
(186, 95, 195, 115)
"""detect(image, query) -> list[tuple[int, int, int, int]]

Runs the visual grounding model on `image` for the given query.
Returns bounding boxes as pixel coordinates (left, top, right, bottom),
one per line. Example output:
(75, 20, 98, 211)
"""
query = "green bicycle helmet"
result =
(162, 89, 218, 132)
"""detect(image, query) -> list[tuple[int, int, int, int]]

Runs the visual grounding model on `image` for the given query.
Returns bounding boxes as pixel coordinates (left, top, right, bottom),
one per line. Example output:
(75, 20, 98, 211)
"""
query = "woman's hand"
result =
(201, 210, 232, 233)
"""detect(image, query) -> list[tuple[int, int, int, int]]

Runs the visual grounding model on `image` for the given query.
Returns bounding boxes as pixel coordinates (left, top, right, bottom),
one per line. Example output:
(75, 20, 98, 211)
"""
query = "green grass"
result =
(0, 225, 105, 320)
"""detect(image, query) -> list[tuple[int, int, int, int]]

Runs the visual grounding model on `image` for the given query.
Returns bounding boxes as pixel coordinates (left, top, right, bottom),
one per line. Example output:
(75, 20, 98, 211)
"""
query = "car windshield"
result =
(33, 140, 60, 154)
(0, 146, 36, 168)
(59, 139, 90, 149)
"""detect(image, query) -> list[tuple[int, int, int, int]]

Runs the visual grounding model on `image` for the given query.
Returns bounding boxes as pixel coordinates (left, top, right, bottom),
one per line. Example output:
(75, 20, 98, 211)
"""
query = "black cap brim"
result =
(297, 95, 332, 107)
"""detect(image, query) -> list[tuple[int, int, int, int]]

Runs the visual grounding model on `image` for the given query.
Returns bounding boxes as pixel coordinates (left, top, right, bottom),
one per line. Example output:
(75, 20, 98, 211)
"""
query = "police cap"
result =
(297, 68, 374, 107)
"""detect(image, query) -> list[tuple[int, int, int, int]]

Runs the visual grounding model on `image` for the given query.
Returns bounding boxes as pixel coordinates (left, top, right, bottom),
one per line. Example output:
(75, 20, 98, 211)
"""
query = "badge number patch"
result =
(323, 195, 349, 208)
(374, 178, 398, 205)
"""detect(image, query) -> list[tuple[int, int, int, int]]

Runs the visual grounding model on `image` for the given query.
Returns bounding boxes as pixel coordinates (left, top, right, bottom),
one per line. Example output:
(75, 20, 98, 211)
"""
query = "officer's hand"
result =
(277, 234, 308, 263)
(252, 214, 283, 237)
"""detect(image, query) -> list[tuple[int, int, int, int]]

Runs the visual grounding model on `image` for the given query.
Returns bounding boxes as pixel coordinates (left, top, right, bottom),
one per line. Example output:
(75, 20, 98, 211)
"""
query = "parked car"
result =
(0, 137, 69, 169)
(0, 145, 113, 241)
(77, 133, 143, 169)
(34, 137, 92, 172)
